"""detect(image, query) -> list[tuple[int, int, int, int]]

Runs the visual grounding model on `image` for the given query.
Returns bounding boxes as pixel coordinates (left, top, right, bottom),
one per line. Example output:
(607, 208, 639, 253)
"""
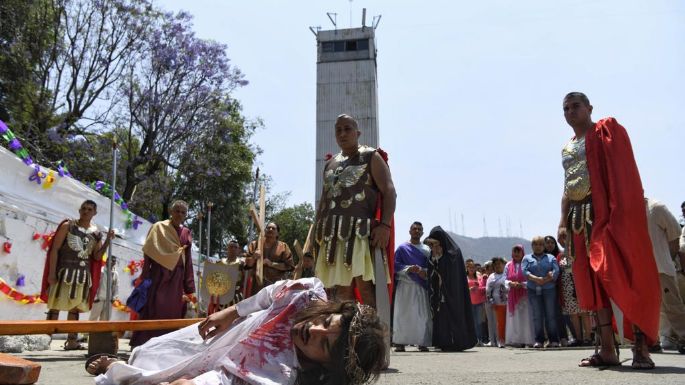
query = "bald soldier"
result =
(311, 114, 396, 307)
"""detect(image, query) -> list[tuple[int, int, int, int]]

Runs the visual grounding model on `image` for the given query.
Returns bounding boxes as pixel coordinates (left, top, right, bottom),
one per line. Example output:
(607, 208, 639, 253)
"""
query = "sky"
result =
(159, 0, 685, 242)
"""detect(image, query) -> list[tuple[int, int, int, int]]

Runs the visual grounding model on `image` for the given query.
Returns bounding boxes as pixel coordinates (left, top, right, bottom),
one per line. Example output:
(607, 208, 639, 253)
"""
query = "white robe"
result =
(504, 285, 535, 346)
(95, 278, 326, 385)
(392, 270, 432, 346)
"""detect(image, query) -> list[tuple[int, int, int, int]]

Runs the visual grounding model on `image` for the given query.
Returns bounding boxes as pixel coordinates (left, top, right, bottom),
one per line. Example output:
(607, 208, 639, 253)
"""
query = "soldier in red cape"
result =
(557, 92, 660, 369)
(40, 200, 112, 350)
(311, 114, 396, 308)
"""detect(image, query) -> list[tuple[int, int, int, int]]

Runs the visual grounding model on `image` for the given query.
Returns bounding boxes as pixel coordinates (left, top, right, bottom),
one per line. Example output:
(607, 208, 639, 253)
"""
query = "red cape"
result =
(40, 220, 104, 308)
(585, 117, 660, 342)
(353, 148, 395, 304)
(375, 148, 395, 303)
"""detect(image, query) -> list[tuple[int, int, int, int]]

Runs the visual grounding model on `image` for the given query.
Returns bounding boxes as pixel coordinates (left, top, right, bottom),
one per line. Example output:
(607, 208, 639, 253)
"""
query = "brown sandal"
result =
(579, 321, 621, 367)
(579, 353, 621, 367)
(63, 339, 85, 350)
(631, 330, 655, 370)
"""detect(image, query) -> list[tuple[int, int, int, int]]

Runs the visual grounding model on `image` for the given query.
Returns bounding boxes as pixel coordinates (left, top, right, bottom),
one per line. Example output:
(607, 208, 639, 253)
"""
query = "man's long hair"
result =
(294, 301, 386, 385)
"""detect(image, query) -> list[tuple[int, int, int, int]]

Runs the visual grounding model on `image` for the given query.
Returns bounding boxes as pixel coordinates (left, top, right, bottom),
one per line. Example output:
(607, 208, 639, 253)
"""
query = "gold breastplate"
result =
(562, 136, 591, 201)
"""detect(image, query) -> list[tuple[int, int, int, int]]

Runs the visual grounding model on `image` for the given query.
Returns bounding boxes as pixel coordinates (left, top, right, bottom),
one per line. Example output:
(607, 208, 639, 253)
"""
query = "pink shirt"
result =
(468, 275, 486, 305)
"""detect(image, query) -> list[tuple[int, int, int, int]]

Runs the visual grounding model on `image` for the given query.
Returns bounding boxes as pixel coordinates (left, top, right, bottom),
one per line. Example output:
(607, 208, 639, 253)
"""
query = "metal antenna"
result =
(327, 12, 337, 28)
(372, 15, 382, 29)
(308, 26, 321, 37)
(449, 208, 453, 232)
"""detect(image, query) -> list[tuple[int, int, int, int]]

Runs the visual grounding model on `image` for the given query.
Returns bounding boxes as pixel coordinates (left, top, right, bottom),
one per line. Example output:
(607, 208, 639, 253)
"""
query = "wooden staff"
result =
(254, 184, 266, 287)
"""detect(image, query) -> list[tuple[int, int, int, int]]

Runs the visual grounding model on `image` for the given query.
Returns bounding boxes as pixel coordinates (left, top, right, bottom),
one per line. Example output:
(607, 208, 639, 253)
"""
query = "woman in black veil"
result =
(425, 226, 477, 351)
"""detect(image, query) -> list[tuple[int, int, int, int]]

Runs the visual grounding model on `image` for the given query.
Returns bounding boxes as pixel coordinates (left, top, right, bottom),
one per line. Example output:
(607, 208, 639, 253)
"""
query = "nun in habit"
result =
(424, 226, 477, 351)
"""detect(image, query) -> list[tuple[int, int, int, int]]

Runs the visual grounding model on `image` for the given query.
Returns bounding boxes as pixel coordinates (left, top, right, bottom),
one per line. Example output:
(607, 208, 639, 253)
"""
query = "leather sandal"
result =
(579, 321, 620, 367)
(579, 353, 622, 367)
(63, 339, 85, 351)
(631, 330, 655, 370)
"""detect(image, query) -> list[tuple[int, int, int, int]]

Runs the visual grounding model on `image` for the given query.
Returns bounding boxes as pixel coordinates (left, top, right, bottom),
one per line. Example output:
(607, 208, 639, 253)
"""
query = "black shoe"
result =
(648, 343, 663, 353)
(394, 345, 406, 352)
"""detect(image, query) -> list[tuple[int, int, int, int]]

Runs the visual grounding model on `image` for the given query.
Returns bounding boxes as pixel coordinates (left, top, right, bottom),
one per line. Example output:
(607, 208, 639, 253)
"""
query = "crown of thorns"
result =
(345, 304, 376, 384)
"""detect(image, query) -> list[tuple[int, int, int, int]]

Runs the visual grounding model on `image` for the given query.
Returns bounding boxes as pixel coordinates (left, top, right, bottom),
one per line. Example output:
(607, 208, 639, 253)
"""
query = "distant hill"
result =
(444, 231, 530, 264)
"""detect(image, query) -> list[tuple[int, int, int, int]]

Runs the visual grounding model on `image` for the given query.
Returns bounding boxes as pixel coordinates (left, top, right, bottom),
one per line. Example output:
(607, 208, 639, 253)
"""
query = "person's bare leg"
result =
(597, 308, 619, 358)
(46, 309, 59, 320)
(631, 326, 655, 369)
(355, 277, 376, 308)
(65, 309, 80, 348)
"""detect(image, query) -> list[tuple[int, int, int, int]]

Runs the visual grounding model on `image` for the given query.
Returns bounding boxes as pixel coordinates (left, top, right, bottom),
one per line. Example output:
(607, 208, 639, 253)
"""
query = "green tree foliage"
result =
(0, 0, 59, 150)
(269, 202, 316, 262)
(1, 0, 152, 168)
(0, 1, 287, 252)
(172, 98, 258, 256)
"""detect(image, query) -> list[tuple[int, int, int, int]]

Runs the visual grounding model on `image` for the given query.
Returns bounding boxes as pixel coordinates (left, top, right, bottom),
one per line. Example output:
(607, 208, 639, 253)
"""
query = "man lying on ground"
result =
(86, 278, 386, 385)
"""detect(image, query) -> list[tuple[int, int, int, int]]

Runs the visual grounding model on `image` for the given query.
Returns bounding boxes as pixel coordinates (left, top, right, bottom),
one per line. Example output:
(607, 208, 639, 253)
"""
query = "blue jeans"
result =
(472, 302, 484, 342)
(527, 287, 559, 344)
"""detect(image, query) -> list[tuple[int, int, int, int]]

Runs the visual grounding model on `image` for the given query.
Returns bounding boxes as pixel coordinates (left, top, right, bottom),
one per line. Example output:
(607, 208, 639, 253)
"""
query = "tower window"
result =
(322, 42, 335, 52)
(321, 39, 370, 52)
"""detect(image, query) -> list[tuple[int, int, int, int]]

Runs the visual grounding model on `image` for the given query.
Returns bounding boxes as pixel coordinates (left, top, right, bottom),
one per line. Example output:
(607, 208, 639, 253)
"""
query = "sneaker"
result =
(498, 340, 506, 348)
(394, 345, 406, 352)
(484, 342, 494, 347)
(418, 346, 429, 352)
(560, 338, 568, 347)
(547, 342, 560, 348)
(533, 342, 543, 349)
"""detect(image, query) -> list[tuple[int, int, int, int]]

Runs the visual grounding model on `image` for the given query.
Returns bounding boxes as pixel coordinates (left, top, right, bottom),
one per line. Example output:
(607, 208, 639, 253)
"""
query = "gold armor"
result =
(315, 145, 378, 268)
(562, 136, 591, 201)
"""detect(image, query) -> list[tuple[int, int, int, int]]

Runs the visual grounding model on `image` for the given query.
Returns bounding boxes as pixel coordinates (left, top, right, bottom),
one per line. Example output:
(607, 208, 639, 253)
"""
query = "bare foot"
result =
(86, 355, 122, 375)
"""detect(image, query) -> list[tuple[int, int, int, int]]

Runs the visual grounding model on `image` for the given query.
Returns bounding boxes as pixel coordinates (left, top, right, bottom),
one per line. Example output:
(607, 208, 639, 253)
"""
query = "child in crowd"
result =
(486, 257, 508, 348)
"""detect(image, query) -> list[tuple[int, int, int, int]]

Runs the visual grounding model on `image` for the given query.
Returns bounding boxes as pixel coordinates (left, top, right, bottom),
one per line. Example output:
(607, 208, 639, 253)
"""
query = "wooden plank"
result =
(0, 353, 41, 385)
(292, 240, 304, 280)
(0, 319, 201, 336)
(248, 204, 262, 234)
(302, 224, 314, 253)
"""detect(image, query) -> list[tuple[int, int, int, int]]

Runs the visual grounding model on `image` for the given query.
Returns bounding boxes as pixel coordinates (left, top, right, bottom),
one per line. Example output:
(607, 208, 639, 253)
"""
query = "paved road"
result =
(14, 340, 685, 385)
